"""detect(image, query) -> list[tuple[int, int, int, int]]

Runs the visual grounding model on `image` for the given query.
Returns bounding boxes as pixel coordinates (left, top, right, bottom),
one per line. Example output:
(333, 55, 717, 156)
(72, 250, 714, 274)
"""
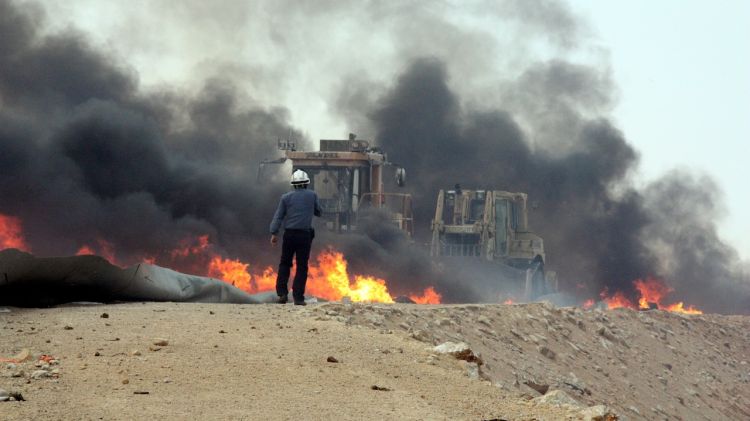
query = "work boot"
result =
(293, 300, 306, 306)
(277, 295, 288, 304)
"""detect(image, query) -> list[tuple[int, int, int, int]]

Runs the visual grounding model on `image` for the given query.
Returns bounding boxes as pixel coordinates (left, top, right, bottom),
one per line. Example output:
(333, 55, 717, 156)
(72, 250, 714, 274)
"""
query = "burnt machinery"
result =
(260, 134, 413, 237)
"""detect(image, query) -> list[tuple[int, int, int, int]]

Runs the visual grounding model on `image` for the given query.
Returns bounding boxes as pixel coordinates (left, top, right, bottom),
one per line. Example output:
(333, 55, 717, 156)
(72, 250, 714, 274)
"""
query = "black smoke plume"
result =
(1, 0, 747, 312)
(366, 58, 749, 313)
(0, 0, 298, 273)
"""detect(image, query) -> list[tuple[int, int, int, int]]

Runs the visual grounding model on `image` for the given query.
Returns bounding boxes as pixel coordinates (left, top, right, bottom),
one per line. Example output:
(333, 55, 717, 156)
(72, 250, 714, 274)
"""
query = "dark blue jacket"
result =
(269, 189, 322, 235)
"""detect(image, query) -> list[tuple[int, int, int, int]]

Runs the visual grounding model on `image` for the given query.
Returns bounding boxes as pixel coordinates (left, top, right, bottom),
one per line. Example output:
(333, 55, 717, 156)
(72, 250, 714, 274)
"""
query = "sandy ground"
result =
(1, 301, 748, 420)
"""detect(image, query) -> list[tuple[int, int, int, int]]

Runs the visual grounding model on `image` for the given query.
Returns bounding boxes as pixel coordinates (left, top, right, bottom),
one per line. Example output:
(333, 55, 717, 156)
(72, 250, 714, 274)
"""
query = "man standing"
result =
(269, 169, 322, 305)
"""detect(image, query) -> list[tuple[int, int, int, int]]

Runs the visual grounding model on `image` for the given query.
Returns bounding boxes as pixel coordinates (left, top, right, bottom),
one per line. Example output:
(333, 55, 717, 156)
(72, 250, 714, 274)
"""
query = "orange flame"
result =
(634, 278, 671, 309)
(664, 301, 703, 315)
(634, 278, 703, 314)
(582, 299, 595, 309)
(67, 232, 442, 305)
(75, 238, 118, 265)
(601, 289, 635, 309)
(75, 245, 96, 255)
(409, 287, 442, 304)
(208, 257, 252, 290)
(306, 250, 394, 303)
(253, 266, 277, 292)
(0, 213, 30, 252)
(203, 248, 441, 304)
(171, 235, 210, 258)
(503, 298, 515, 305)
(596, 278, 703, 314)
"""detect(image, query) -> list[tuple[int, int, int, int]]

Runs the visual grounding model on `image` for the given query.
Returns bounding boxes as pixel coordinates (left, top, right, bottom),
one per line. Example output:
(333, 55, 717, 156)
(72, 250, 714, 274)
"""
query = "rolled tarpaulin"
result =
(0, 248, 261, 306)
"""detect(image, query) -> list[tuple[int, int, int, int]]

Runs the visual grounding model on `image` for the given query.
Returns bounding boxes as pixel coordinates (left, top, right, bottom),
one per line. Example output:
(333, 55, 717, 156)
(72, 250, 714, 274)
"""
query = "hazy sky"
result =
(568, 0, 750, 259)
(28, 0, 750, 259)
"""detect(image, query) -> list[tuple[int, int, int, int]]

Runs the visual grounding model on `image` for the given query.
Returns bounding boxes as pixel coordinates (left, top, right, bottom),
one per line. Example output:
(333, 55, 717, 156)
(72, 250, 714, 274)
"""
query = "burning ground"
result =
(1, 302, 748, 420)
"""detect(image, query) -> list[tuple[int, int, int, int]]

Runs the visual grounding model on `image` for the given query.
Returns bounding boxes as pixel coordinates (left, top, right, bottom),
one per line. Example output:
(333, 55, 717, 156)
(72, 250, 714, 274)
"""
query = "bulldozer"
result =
(259, 134, 413, 237)
(430, 186, 556, 300)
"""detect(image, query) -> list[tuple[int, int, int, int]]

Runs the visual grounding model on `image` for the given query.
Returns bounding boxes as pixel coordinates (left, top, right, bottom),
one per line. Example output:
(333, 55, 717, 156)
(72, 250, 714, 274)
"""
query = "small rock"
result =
(509, 328, 526, 341)
(597, 326, 618, 343)
(64, 325, 73, 330)
(121, 378, 129, 385)
(436, 318, 452, 327)
(11, 348, 31, 362)
(8, 391, 24, 401)
(463, 361, 480, 380)
(524, 380, 549, 395)
(370, 385, 391, 391)
(31, 370, 50, 379)
(433, 341, 470, 354)
(153, 338, 169, 346)
(100, 313, 109, 318)
(532, 390, 582, 408)
(432, 342, 483, 364)
(578, 405, 618, 421)
(326, 356, 339, 363)
(131, 350, 142, 356)
(409, 329, 431, 343)
(0, 389, 9, 402)
(537, 345, 556, 360)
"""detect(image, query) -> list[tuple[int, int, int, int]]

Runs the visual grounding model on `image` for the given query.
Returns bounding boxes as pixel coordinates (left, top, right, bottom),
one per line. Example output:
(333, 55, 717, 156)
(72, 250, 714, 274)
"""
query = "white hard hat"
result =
(291, 169, 310, 185)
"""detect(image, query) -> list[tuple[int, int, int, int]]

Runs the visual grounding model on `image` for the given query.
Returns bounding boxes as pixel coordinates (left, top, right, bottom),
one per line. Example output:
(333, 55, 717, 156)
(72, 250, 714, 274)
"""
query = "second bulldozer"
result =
(430, 187, 555, 299)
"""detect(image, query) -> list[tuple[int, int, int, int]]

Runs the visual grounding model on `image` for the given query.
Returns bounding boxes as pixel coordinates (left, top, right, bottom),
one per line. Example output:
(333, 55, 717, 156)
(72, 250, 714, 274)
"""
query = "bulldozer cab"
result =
(261, 134, 413, 237)
(431, 189, 544, 263)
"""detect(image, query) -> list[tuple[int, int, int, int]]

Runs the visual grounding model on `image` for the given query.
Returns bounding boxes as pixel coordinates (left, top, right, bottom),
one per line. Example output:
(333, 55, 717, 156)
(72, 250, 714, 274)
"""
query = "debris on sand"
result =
(0, 390, 25, 402)
(0, 348, 31, 363)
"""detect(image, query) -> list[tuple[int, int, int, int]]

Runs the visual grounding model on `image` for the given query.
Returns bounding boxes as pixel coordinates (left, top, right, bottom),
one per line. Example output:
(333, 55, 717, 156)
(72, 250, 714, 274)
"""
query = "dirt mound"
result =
(320, 302, 750, 420)
(1, 302, 747, 420)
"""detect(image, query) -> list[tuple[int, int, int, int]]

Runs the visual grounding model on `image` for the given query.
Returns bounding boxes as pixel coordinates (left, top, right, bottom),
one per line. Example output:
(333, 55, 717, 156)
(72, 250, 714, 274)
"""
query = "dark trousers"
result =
(276, 229, 313, 301)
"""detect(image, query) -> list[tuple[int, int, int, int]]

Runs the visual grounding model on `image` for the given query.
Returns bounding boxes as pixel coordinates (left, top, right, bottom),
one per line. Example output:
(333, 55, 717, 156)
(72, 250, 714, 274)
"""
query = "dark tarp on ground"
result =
(0, 249, 263, 307)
